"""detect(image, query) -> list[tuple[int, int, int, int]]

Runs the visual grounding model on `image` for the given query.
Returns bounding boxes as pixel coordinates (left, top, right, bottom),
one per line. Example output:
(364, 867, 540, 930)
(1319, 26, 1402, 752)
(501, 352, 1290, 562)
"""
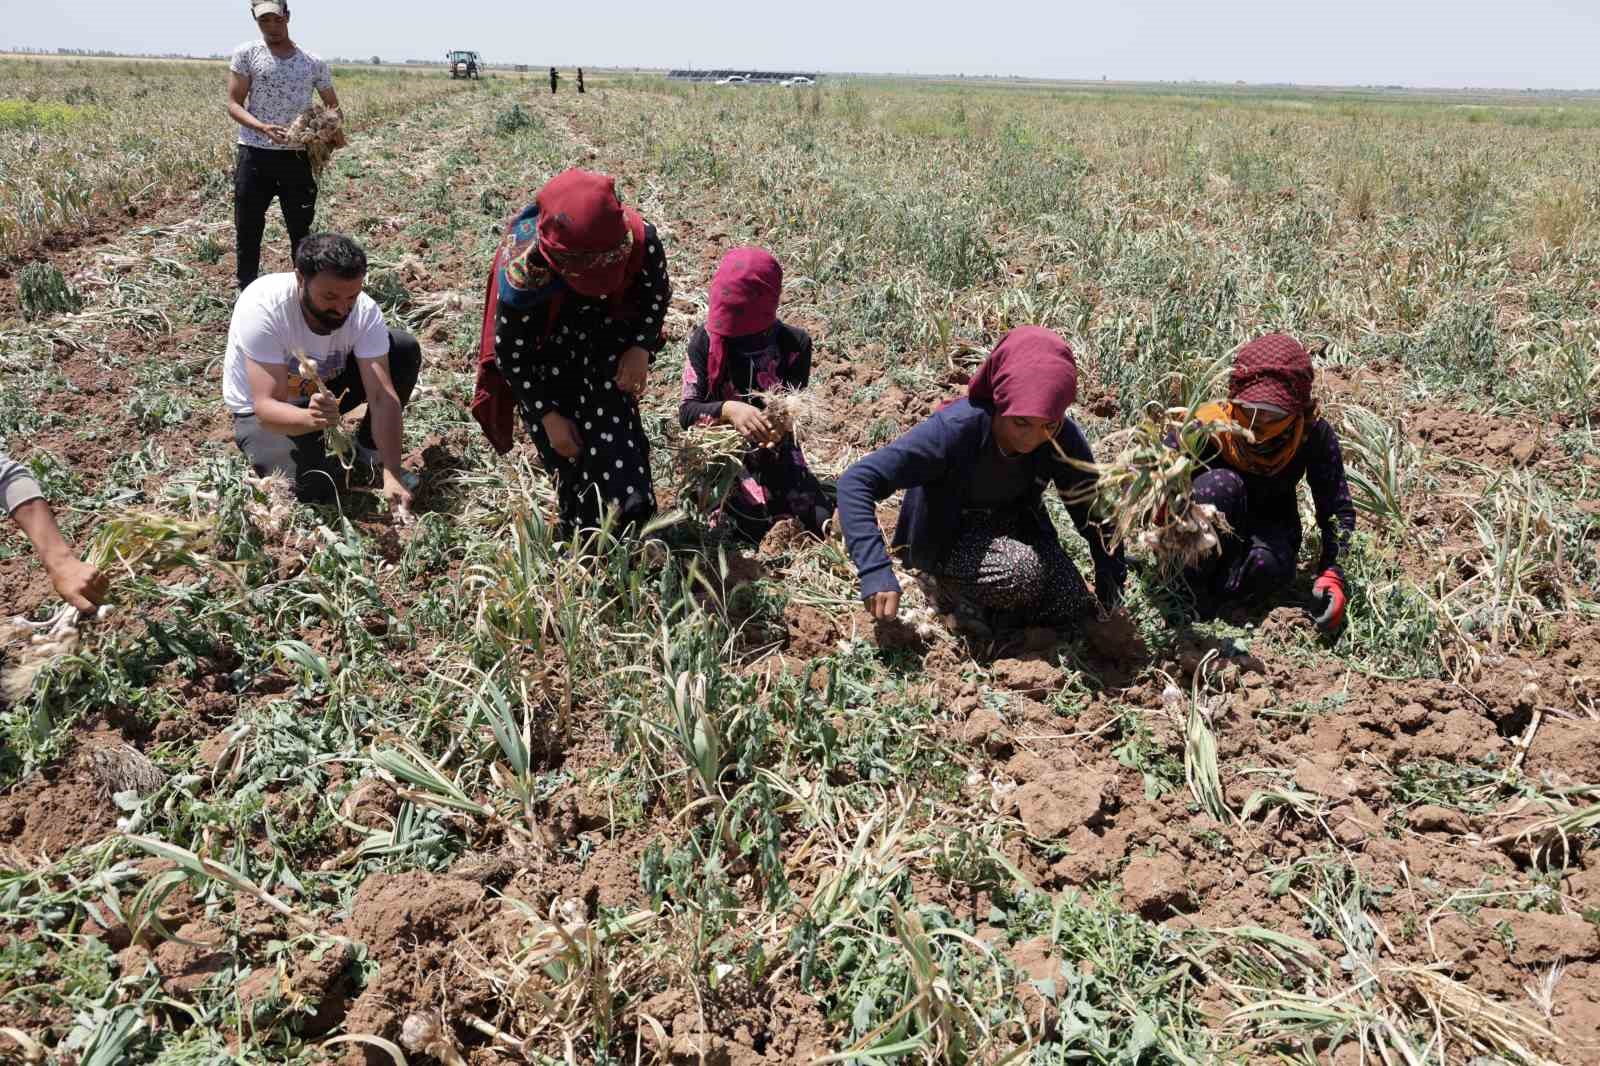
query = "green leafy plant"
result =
(18, 261, 83, 320)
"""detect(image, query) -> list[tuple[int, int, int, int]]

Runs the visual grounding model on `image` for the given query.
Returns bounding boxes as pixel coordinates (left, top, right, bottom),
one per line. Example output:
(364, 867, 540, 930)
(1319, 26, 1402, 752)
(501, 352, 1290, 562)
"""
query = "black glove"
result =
(1094, 557, 1126, 613)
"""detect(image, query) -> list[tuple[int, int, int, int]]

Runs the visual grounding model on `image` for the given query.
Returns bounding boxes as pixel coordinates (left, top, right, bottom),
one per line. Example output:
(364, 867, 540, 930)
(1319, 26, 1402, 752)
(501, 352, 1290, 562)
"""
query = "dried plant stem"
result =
(1066, 401, 1249, 573)
(3, 510, 216, 700)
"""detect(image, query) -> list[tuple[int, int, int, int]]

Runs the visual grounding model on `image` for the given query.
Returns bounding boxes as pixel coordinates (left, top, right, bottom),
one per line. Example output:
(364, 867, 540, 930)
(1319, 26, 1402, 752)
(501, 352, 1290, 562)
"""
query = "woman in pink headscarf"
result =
(678, 247, 833, 538)
(836, 326, 1124, 636)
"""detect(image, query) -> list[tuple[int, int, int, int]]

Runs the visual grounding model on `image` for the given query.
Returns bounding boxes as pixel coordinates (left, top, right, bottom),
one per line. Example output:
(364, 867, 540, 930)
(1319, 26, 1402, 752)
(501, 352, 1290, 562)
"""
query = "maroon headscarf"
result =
(966, 326, 1077, 420)
(535, 169, 647, 298)
(705, 247, 782, 393)
(1228, 334, 1314, 415)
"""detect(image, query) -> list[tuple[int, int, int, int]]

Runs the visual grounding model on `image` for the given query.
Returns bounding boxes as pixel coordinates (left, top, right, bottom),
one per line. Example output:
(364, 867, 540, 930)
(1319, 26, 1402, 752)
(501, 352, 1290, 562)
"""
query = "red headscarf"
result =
(1229, 333, 1314, 416)
(535, 169, 647, 298)
(966, 326, 1077, 420)
(705, 247, 782, 393)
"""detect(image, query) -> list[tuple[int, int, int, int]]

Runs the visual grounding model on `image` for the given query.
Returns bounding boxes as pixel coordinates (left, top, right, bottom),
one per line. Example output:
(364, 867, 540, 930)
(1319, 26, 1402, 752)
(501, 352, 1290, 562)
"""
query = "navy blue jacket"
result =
(837, 399, 1125, 599)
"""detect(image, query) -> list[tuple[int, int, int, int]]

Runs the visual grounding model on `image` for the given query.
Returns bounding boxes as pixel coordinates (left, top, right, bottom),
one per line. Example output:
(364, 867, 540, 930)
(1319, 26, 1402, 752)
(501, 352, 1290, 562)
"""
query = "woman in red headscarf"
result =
(836, 326, 1124, 636)
(678, 247, 833, 538)
(480, 169, 672, 535)
(1182, 334, 1356, 632)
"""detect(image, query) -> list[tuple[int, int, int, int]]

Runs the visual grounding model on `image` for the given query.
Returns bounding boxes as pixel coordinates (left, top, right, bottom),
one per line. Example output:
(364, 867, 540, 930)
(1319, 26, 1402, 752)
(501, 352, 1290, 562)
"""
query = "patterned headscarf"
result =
(495, 204, 562, 311)
(705, 248, 783, 394)
(1191, 334, 1318, 478)
(496, 170, 647, 308)
(966, 326, 1077, 420)
(535, 170, 645, 298)
(1229, 334, 1315, 416)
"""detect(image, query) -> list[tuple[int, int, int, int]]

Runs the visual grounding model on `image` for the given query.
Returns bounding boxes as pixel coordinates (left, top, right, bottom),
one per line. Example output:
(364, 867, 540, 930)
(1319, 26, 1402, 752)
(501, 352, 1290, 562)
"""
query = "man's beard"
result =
(301, 289, 350, 334)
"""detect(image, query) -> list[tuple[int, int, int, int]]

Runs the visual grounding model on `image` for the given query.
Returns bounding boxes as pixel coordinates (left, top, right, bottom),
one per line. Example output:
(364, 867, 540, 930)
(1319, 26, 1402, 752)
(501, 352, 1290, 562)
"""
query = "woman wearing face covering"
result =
(679, 247, 833, 539)
(1181, 334, 1356, 631)
(836, 326, 1125, 634)
(475, 169, 672, 536)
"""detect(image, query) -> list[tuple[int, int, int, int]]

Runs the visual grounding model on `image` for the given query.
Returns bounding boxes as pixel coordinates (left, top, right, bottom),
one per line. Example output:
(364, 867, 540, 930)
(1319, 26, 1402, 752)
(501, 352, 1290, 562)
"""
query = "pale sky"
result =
(8, 1, 1599, 90)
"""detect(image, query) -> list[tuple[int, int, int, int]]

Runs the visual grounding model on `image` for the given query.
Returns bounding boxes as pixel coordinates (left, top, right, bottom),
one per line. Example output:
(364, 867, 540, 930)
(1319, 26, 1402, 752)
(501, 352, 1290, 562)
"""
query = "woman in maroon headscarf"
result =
(678, 247, 833, 538)
(1183, 334, 1356, 631)
(480, 169, 672, 535)
(836, 326, 1124, 636)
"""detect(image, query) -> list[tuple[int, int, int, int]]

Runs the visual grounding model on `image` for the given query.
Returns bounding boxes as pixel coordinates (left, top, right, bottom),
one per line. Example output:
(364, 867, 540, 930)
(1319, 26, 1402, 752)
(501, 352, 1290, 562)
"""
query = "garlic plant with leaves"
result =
(2, 510, 218, 701)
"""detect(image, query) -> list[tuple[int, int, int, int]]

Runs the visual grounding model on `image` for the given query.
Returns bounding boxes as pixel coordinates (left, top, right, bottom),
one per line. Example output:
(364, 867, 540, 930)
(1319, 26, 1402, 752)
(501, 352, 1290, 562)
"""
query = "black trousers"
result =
(232, 329, 423, 503)
(234, 144, 318, 291)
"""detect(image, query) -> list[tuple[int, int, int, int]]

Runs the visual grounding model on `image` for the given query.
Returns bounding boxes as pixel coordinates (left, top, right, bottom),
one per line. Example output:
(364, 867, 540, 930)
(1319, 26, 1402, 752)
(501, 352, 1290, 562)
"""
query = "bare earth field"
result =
(2, 60, 1599, 1065)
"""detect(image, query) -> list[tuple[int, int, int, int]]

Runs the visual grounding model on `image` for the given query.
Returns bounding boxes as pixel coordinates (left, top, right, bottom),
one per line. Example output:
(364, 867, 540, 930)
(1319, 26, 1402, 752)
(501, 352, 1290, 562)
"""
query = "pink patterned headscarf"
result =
(705, 247, 782, 393)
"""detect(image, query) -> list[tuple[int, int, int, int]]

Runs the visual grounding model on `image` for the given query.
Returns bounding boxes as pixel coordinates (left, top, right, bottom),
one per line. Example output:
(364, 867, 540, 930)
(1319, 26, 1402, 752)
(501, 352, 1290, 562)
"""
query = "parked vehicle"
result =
(714, 74, 749, 86)
(446, 50, 482, 80)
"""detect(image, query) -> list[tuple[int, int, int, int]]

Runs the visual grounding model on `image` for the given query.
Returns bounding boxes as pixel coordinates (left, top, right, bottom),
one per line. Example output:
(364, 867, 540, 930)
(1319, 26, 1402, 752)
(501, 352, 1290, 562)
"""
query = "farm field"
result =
(2, 56, 1600, 1065)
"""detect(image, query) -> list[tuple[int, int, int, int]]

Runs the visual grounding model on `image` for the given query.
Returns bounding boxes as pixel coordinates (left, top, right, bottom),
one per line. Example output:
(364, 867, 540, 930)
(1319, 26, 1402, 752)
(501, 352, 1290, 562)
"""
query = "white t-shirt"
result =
(230, 41, 332, 150)
(223, 273, 390, 416)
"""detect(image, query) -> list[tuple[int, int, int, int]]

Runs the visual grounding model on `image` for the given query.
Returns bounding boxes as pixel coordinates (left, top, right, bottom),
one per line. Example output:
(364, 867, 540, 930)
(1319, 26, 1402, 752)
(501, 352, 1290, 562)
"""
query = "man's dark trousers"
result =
(234, 144, 318, 290)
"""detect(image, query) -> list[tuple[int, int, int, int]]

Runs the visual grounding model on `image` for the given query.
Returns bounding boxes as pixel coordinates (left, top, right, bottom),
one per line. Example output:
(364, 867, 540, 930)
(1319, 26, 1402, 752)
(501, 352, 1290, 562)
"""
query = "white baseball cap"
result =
(251, 1, 286, 18)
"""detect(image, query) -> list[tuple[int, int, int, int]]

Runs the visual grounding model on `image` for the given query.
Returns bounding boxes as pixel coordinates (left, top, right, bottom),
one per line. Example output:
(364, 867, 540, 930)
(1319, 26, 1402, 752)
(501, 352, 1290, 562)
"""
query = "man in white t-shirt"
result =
(227, 0, 339, 290)
(224, 234, 422, 512)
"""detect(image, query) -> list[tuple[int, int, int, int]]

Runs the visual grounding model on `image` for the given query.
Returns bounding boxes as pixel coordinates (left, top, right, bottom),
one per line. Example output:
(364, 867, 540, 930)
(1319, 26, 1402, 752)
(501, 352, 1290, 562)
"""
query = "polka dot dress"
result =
(494, 226, 672, 534)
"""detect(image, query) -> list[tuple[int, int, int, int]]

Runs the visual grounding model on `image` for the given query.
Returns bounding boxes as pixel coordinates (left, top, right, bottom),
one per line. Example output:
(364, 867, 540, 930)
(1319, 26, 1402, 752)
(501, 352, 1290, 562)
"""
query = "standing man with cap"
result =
(549, 66, 559, 94)
(227, 1, 340, 291)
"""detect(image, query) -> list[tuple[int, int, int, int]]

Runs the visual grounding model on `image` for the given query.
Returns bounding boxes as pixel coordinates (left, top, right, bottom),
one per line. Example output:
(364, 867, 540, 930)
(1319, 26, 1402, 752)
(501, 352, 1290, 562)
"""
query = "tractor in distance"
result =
(447, 50, 482, 79)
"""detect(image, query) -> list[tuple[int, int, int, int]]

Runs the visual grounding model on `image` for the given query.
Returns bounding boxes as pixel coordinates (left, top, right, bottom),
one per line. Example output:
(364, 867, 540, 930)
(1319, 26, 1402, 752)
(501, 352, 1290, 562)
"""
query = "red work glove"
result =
(1311, 570, 1347, 633)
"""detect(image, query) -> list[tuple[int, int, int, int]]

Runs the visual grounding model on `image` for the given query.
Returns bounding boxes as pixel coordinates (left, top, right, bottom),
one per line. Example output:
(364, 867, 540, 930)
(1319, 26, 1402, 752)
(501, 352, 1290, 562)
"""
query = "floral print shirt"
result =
(230, 42, 333, 150)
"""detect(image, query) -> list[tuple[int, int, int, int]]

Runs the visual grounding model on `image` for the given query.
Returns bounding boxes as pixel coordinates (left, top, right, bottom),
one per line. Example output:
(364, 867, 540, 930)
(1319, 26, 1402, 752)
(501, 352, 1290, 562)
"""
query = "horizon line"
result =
(4, 46, 1598, 97)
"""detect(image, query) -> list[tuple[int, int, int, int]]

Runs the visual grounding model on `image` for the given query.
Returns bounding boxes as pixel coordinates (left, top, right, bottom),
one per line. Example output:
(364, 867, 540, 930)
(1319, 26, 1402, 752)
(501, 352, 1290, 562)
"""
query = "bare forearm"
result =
(14, 496, 108, 610)
(253, 397, 316, 436)
(11, 498, 75, 570)
(228, 99, 265, 132)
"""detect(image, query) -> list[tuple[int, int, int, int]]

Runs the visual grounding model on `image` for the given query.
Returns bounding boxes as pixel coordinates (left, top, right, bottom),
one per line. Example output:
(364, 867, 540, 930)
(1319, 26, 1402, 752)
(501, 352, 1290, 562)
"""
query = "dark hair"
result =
(294, 234, 366, 280)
